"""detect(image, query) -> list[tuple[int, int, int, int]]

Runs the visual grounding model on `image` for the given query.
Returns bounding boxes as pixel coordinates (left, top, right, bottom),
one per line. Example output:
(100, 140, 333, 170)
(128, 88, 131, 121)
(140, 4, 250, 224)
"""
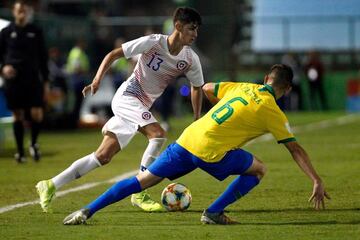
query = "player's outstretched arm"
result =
(191, 86, 203, 120)
(284, 141, 330, 210)
(202, 83, 219, 105)
(82, 47, 125, 97)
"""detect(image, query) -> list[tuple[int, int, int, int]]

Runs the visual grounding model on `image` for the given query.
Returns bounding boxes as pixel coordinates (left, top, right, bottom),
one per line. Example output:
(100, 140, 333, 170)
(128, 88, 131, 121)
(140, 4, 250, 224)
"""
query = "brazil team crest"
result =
(176, 60, 188, 71)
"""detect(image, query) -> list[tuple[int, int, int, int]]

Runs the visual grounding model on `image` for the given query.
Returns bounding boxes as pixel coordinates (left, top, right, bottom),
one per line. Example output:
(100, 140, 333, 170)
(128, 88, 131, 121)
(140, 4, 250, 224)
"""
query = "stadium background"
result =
(1, 0, 360, 119)
(0, 1, 359, 239)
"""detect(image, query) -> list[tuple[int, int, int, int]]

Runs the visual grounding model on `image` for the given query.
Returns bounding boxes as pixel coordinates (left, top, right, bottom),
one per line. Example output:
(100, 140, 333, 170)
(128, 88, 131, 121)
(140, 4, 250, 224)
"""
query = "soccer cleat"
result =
(200, 210, 238, 225)
(14, 153, 26, 163)
(35, 180, 56, 213)
(131, 190, 163, 212)
(29, 144, 41, 161)
(63, 209, 90, 225)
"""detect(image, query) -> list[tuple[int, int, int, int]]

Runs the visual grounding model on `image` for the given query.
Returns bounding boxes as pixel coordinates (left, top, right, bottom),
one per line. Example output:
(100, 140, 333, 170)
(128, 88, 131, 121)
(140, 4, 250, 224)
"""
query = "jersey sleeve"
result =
(266, 107, 296, 143)
(184, 51, 204, 87)
(214, 82, 239, 99)
(122, 34, 160, 59)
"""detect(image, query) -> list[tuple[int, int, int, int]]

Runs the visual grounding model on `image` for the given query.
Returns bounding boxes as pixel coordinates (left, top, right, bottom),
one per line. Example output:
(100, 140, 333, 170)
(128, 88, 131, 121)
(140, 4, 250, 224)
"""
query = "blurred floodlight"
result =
(179, 85, 190, 97)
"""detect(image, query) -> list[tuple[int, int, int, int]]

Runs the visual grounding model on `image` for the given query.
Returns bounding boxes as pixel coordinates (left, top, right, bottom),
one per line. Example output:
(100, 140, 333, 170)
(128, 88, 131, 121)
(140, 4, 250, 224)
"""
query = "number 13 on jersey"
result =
(147, 54, 163, 71)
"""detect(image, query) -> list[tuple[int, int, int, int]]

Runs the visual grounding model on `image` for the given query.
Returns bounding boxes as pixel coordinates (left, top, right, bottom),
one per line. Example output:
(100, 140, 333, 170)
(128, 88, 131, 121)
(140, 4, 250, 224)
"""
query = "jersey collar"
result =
(259, 84, 276, 99)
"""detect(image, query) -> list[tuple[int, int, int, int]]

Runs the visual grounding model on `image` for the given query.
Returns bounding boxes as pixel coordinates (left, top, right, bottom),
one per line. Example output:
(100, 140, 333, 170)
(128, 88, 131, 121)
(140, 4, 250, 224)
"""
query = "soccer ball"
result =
(161, 183, 192, 211)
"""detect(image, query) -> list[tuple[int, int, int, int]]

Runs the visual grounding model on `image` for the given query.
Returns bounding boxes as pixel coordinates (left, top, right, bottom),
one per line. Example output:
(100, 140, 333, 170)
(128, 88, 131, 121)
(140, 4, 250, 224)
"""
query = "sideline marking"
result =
(0, 170, 138, 214)
(0, 114, 359, 214)
(248, 114, 359, 144)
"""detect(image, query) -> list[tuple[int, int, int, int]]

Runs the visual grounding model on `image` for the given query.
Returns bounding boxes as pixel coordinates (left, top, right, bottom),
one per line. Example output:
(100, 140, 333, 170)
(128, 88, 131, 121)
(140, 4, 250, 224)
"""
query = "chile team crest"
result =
(142, 112, 152, 120)
(176, 60, 188, 71)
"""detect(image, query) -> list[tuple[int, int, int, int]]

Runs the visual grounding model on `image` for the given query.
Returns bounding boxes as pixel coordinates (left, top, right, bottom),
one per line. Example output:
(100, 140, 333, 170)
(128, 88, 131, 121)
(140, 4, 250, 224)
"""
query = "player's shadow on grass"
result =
(239, 220, 360, 226)
(100, 207, 360, 215)
(0, 147, 58, 159)
(64, 209, 360, 226)
(231, 207, 360, 213)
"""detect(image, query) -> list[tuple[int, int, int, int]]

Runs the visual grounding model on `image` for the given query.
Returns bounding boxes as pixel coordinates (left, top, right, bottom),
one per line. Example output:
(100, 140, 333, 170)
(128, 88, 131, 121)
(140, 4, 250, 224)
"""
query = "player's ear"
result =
(174, 21, 183, 32)
(263, 74, 269, 84)
(285, 86, 292, 96)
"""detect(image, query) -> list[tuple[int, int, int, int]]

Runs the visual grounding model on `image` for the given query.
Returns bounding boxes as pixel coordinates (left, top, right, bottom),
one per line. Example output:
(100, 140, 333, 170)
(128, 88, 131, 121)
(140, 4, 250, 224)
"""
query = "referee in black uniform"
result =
(0, 0, 49, 163)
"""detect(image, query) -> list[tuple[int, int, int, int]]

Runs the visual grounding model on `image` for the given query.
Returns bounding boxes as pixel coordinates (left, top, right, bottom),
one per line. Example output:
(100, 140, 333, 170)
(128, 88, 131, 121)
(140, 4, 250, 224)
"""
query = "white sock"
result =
(52, 152, 102, 189)
(139, 138, 166, 173)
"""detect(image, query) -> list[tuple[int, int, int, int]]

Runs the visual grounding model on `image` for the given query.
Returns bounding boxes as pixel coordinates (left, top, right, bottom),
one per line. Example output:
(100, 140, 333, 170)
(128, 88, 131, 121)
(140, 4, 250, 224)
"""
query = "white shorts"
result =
(102, 88, 157, 149)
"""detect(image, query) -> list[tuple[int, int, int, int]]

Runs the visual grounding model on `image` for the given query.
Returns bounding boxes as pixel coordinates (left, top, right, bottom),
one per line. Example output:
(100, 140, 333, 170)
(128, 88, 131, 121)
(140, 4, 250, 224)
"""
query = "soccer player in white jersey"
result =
(36, 7, 204, 213)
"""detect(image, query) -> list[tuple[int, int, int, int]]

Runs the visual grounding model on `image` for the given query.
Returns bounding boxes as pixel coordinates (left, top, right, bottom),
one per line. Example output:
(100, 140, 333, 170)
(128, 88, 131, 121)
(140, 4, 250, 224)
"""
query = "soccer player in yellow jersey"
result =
(63, 64, 330, 225)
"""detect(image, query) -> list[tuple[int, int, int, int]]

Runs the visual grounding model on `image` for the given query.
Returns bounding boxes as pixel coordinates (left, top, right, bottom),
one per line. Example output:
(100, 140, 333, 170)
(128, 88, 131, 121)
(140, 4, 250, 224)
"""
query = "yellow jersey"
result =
(177, 82, 295, 162)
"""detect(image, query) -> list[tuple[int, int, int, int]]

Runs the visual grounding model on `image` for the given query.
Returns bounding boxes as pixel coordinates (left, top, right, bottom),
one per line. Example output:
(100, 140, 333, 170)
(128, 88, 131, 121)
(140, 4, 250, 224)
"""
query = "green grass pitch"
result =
(0, 112, 359, 240)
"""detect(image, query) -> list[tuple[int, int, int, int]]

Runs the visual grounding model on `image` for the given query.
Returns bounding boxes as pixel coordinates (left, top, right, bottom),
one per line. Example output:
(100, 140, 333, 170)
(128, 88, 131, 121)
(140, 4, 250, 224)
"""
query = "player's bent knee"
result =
(247, 157, 267, 180)
(140, 123, 167, 139)
(136, 170, 164, 190)
(95, 133, 121, 165)
(255, 159, 266, 179)
(257, 163, 267, 179)
(150, 128, 166, 139)
(95, 149, 117, 165)
(95, 153, 111, 165)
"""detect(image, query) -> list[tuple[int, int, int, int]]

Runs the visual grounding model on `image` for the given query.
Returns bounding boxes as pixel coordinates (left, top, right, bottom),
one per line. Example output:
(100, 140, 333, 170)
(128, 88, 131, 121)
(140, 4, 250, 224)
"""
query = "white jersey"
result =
(120, 34, 204, 108)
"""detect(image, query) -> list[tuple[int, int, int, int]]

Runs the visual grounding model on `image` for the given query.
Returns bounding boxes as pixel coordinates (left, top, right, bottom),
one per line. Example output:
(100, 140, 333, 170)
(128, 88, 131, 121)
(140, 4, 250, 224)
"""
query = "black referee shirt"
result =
(0, 22, 49, 83)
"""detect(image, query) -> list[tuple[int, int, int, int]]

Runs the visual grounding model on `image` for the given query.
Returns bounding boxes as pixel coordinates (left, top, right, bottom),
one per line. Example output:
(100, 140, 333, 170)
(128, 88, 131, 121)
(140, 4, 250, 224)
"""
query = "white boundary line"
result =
(0, 116, 13, 124)
(248, 114, 359, 144)
(0, 114, 359, 214)
(0, 170, 138, 214)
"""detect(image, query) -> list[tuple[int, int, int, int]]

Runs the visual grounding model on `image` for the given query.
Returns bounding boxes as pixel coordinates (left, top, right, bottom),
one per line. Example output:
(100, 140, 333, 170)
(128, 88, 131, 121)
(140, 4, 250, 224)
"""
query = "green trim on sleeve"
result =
(214, 82, 220, 97)
(278, 137, 296, 144)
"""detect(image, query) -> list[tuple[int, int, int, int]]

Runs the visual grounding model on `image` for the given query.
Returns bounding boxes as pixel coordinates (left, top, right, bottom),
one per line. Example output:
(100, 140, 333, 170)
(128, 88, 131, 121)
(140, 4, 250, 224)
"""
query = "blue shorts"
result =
(148, 143, 253, 181)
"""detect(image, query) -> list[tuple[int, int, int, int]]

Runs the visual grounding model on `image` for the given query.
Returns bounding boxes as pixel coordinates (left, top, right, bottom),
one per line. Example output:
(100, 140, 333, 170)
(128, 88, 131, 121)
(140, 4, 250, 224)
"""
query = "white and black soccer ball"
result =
(161, 183, 192, 211)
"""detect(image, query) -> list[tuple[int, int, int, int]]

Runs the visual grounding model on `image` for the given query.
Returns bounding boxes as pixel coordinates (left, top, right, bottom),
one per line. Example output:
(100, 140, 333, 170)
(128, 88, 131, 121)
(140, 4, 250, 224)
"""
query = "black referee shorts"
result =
(3, 74, 44, 110)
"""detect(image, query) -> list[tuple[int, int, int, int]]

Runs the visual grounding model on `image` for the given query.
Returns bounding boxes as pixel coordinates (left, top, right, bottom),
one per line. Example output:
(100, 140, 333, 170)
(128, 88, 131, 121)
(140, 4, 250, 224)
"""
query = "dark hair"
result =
(173, 7, 202, 26)
(269, 64, 293, 90)
(13, 0, 32, 6)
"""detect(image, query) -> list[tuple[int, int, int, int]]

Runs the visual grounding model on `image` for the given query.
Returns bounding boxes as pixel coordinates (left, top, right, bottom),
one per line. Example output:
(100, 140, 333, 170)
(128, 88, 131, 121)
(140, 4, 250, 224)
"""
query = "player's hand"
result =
(308, 181, 330, 210)
(2, 65, 16, 79)
(82, 80, 100, 97)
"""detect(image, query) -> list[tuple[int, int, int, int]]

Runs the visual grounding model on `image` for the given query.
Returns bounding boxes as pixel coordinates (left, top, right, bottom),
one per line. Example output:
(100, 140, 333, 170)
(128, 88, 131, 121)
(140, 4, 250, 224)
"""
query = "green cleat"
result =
(35, 180, 56, 213)
(131, 190, 163, 212)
